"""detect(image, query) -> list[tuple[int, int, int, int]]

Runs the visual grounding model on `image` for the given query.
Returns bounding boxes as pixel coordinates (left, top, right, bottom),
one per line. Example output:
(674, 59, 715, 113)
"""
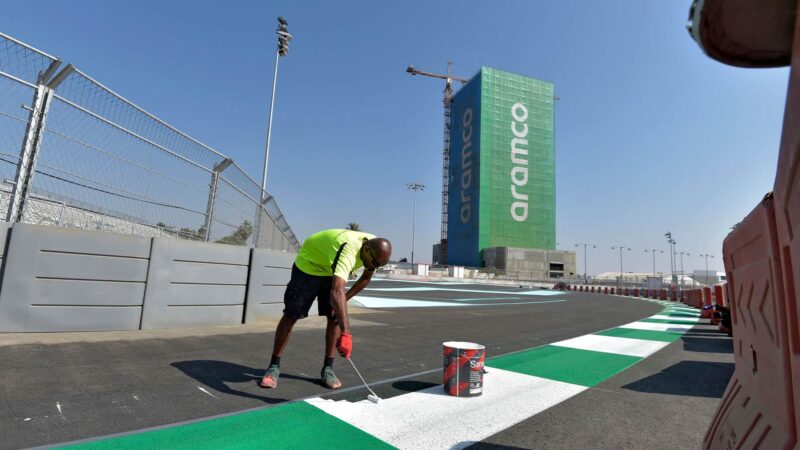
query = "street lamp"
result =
(407, 183, 425, 266)
(699, 253, 714, 285)
(644, 249, 664, 276)
(575, 243, 596, 284)
(260, 17, 293, 203)
(679, 251, 690, 285)
(611, 246, 632, 288)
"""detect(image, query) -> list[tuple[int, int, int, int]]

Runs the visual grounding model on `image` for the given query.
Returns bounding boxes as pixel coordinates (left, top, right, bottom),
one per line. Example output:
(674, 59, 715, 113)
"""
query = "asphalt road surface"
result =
(0, 279, 733, 449)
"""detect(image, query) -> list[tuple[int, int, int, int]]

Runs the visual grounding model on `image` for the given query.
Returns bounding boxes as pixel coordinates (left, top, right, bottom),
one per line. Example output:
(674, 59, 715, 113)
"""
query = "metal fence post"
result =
(203, 158, 232, 242)
(6, 63, 73, 223)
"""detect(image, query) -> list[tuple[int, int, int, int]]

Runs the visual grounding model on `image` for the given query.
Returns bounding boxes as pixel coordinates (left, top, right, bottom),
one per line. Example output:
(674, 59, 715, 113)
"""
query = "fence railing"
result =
(0, 32, 299, 251)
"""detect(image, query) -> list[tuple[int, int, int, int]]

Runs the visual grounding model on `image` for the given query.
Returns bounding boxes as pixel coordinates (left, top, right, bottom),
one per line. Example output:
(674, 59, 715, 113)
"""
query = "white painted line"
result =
(551, 334, 670, 358)
(350, 296, 463, 308)
(197, 387, 217, 398)
(364, 287, 559, 296)
(306, 368, 587, 450)
(649, 315, 699, 322)
(619, 321, 694, 332)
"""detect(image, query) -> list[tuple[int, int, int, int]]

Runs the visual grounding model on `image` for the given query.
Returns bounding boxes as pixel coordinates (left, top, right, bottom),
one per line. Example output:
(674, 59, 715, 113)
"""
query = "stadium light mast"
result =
(255, 17, 292, 247)
(575, 243, 596, 284)
(260, 16, 292, 201)
(407, 183, 425, 266)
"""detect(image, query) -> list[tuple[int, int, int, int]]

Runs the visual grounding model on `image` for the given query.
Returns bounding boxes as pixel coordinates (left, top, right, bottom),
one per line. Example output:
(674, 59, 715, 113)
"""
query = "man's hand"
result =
(337, 332, 352, 358)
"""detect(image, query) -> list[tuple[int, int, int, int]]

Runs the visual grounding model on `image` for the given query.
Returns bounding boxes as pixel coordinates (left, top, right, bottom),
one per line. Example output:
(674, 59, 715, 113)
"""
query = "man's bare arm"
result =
(345, 269, 374, 300)
(330, 276, 351, 333)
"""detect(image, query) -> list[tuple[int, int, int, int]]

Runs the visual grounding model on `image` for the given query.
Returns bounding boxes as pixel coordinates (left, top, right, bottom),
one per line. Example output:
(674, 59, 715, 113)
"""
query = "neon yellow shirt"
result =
(294, 229, 376, 280)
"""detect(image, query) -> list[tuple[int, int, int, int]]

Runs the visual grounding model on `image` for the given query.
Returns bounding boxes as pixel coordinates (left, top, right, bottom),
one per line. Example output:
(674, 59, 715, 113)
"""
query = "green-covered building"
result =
(447, 67, 556, 267)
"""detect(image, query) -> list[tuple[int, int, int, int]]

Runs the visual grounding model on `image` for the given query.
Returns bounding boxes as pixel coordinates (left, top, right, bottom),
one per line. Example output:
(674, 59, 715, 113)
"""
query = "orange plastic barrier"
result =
(633, 288, 639, 297)
(659, 289, 667, 300)
(701, 287, 714, 319)
(651, 289, 658, 300)
(643, 288, 649, 298)
(624, 288, 630, 296)
(603, 287, 609, 294)
(772, 38, 800, 440)
(704, 194, 795, 449)
(610, 287, 615, 295)
(713, 283, 726, 306)
(590, 286, 595, 293)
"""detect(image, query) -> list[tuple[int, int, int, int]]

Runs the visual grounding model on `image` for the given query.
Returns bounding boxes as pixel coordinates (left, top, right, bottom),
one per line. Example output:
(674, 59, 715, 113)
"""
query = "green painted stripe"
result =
(59, 401, 394, 450)
(486, 345, 641, 387)
(640, 318, 698, 325)
(595, 327, 683, 342)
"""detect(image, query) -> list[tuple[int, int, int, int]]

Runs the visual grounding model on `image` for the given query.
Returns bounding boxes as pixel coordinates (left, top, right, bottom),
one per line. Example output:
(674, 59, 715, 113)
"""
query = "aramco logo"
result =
(510, 102, 529, 222)
(460, 107, 473, 224)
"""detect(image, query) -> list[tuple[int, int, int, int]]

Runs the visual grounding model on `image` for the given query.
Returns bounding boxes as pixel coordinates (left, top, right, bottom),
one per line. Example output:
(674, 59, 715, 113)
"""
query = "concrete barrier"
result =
(0, 223, 150, 332)
(244, 248, 296, 323)
(141, 238, 250, 329)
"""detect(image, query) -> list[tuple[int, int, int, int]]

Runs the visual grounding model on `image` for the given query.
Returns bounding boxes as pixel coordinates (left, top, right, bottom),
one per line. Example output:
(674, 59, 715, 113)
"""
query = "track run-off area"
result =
(1, 278, 729, 449)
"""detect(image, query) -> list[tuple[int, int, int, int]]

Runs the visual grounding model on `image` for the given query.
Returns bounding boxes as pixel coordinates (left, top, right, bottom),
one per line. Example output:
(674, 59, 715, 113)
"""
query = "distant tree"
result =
(216, 220, 253, 245)
(180, 227, 202, 241)
(347, 222, 360, 231)
(399, 257, 408, 263)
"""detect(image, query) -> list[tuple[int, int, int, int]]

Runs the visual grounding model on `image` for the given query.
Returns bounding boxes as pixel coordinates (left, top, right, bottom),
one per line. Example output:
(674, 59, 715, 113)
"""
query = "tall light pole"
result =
(407, 183, 425, 266)
(575, 243, 595, 284)
(611, 246, 632, 288)
(260, 17, 292, 204)
(679, 251, 690, 285)
(699, 253, 714, 285)
(644, 249, 663, 276)
(665, 232, 677, 285)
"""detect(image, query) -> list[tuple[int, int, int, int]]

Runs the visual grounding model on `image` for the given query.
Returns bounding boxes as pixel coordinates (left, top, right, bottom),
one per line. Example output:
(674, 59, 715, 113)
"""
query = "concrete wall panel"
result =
(141, 238, 250, 329)
(245, 249, 295, 323)
(0, 223, 151, 332)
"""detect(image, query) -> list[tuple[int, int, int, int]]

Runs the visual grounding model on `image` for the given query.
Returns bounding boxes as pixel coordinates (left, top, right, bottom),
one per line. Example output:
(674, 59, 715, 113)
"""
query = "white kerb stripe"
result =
(620, 321, 694, 332)
(306, 368, 587, 450)
(550, 334, 670, 358)
(649, 315, 700, 322)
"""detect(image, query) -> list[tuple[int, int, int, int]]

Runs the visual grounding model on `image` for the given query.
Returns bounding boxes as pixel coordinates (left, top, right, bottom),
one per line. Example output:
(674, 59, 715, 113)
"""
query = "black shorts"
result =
(283, 264, 334, 320)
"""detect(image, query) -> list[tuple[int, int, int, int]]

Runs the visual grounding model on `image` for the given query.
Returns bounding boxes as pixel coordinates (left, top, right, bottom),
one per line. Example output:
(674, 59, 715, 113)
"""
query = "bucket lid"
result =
(443, 341, 484, 350)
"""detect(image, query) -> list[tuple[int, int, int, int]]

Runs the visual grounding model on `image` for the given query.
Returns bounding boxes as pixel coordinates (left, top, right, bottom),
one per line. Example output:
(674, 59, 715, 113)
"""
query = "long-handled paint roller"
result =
(346, 357, 381, 403)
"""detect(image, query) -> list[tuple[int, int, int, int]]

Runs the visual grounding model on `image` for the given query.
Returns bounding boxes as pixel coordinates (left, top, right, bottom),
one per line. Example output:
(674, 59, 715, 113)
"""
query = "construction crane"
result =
(406, 62, 468, 265)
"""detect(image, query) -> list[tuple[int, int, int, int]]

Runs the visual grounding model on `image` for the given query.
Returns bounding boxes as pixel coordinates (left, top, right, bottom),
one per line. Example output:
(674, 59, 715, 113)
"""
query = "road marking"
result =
(351, 296, 565, 308)
(307, 368, 586, 450)
(550, 334, 670, 358)
(364, 287, 561, 296)
(648, 314, 700, 322)
(51, 302, 701, 449)
(619, 321, 694, 332)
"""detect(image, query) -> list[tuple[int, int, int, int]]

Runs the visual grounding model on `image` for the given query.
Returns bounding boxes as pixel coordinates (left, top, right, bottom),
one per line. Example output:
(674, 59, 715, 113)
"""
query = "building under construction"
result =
(447, 66, 559, 267)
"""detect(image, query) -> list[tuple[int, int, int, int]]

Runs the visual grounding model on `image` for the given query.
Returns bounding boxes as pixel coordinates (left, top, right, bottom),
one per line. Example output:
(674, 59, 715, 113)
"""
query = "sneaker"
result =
(259, 365, 280, 388)
(321, 366, 342, 389)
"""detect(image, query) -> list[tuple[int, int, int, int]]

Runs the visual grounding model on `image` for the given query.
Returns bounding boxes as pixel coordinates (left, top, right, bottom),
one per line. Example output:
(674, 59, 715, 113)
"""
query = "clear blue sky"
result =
(2, 1, 788, 275)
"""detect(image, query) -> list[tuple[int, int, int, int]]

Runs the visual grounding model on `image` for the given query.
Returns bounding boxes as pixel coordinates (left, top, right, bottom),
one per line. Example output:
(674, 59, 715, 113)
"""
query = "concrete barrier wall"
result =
(0, 223, 151, 332)
(0, 223, 296, 332)
(244, 248, 295, 323)
(141, 238, 251, 329)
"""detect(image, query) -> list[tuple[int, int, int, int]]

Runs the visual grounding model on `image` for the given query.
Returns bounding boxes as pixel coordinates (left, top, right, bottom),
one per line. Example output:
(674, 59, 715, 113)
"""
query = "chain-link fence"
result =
(0, 32, 299, 251)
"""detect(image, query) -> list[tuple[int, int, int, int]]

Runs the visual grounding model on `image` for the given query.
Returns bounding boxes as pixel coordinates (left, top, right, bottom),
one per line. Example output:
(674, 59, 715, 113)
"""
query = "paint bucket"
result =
(443, 341, 485, 397)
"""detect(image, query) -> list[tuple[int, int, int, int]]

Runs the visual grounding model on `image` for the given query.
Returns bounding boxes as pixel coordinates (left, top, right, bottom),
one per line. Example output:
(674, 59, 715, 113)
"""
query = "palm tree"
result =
(347, 222, 360, 231)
